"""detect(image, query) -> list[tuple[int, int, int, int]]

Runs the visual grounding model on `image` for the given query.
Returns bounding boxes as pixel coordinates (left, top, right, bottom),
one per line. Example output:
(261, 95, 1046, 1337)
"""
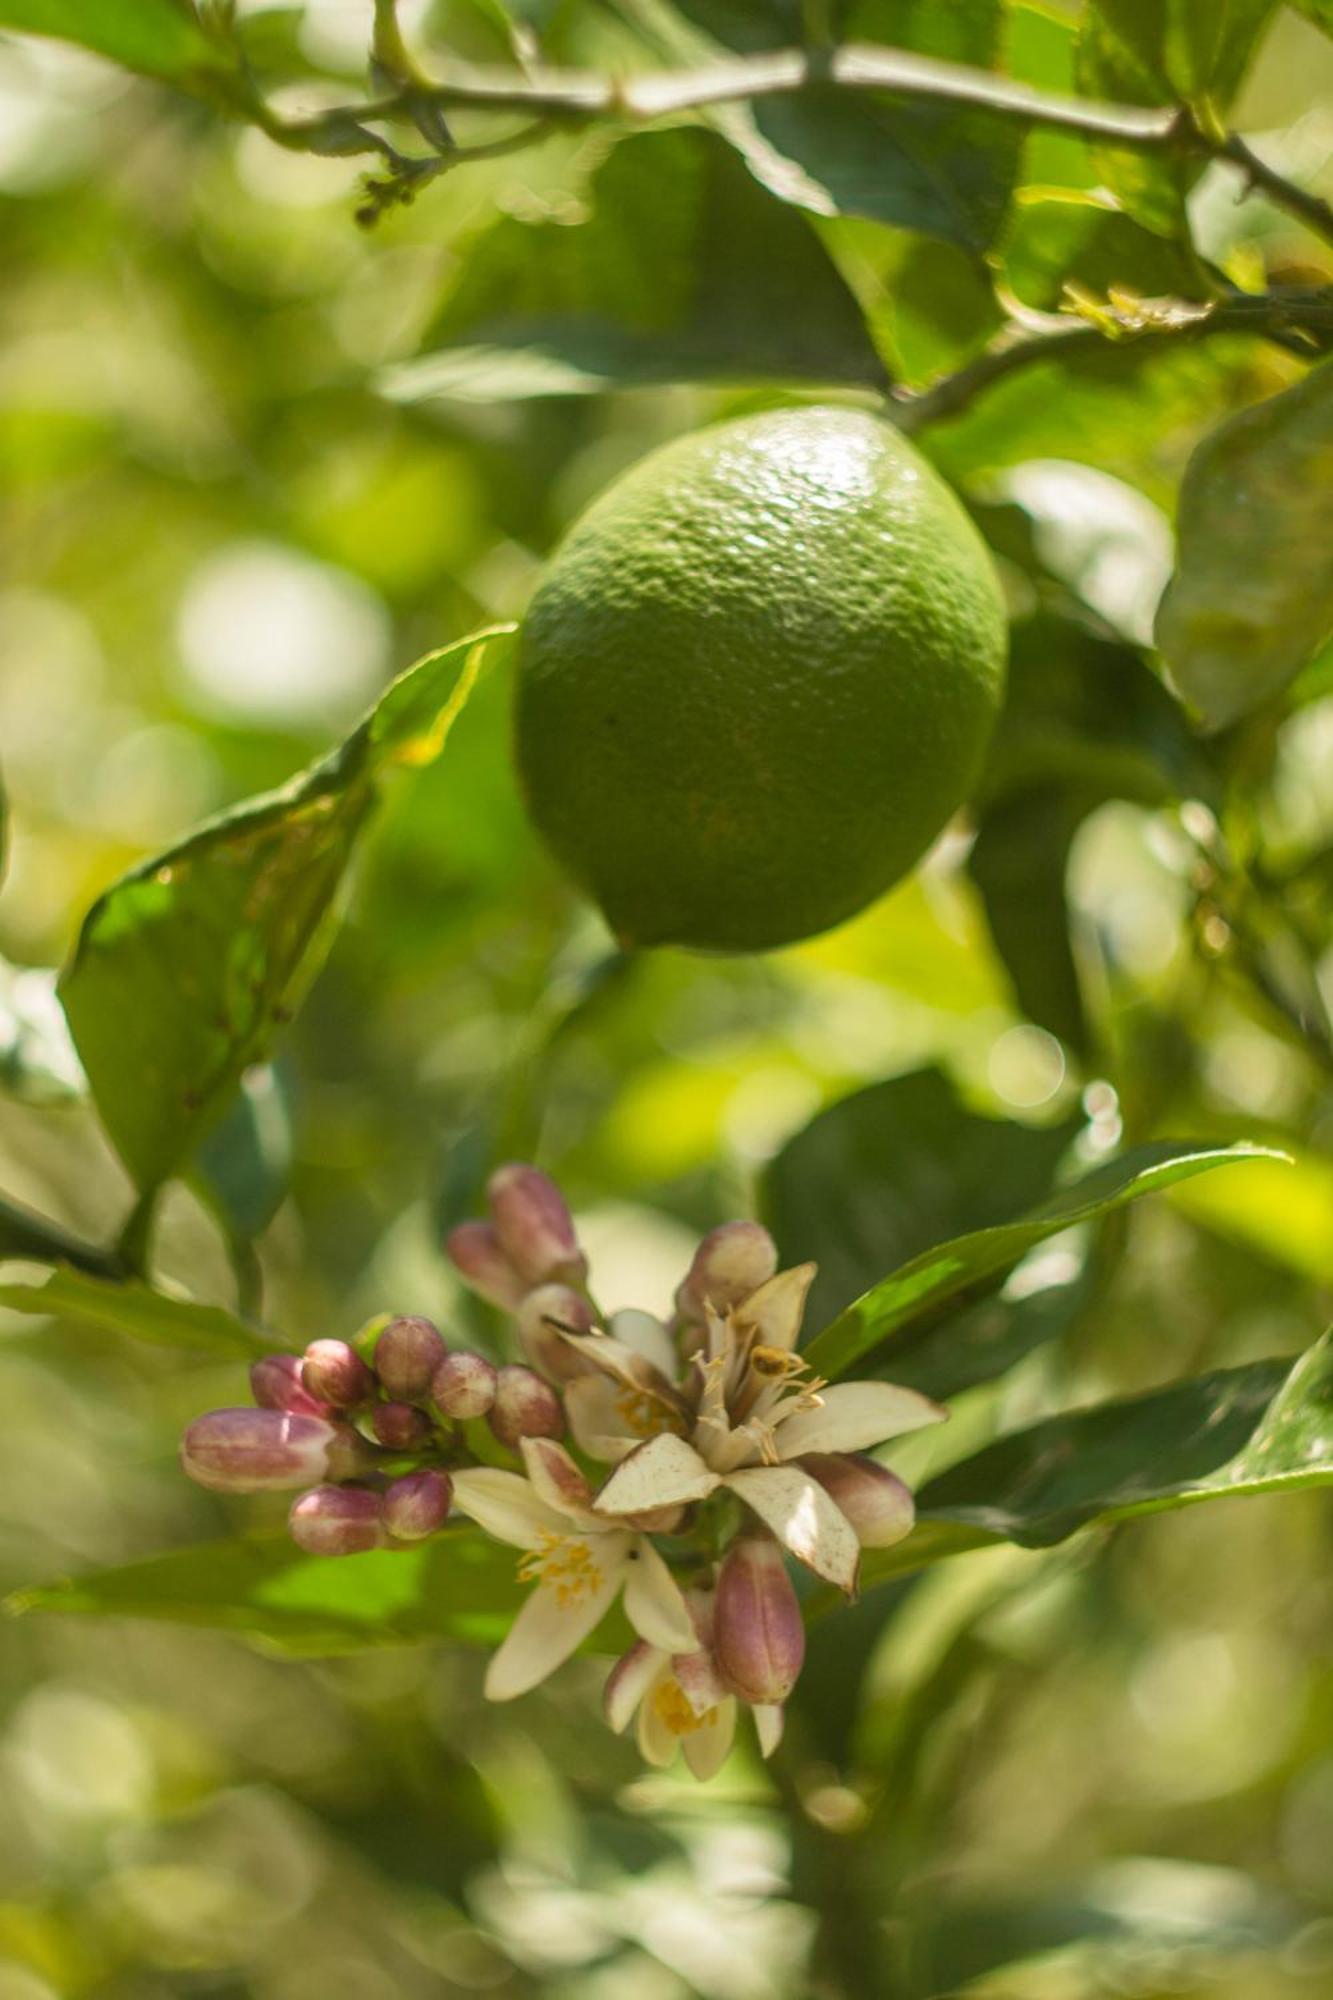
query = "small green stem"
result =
(0, 1194, 124, 1279)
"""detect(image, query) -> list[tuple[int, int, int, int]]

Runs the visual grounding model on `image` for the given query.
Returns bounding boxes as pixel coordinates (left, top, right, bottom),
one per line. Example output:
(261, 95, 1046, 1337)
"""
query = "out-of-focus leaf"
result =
(1154, 361, 1333, 730)
(0, 1266, 268, 1357)
(1290, 0, 1333, 33)
(1001, 190, 1205, 314)
(386, 128, 887, 403)
(0, 961, 85, 1106)
(764, 1067, 1079, 1331)
(11, 1526, 632, 1657)
(0, 0, 233, 79)
(968, 788, 1092, 1052)
(802, 1141, 1285, 1381)
(58, 629, 507, 1193)
(1074, 0, 1275, 235)
(192, 1064, 293, 1244)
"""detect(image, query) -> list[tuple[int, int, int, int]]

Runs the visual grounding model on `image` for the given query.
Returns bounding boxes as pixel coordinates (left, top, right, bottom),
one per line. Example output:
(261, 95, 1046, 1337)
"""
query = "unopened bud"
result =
(801, 1452, 915, 1549)
(383, 1468, 452, 1541)
(715, 1535, 805, 1705)
(250, 1353, 330, 1418)
(181, 1408, 338, 1493)
(516, 1284, 596, 1382)
(289, 1484, 384, 1556)
(675, 1222, 778, 1323)
(301, 1338, 374, 1409)
(371, 1401, 433, 1450)
(445, 1219, 528, 1311)
(432, 1349, 497, 1419)
(374, 1315, 446, 1399)
(487, 1364, 565, 1448)
(487, 1163, 587, 1287)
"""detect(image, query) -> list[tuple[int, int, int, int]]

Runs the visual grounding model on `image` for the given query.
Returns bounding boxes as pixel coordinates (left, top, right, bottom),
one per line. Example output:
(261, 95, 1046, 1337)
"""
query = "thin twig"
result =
(1215, 132, 1333, 248)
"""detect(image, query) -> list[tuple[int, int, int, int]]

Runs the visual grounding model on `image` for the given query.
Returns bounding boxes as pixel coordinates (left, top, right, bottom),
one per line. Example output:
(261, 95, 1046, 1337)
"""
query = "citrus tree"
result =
(1, 3, 1332, 1996)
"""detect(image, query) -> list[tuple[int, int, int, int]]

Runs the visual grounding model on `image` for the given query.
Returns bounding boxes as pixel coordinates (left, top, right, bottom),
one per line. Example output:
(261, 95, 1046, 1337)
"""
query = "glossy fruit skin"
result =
(515, 406, 1007, 952)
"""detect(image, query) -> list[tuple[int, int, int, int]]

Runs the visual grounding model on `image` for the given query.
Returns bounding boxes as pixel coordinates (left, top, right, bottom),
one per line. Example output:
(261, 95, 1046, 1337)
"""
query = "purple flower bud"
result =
(487, 1364, 565, 1449)
(383, 1468, 453, 1541)
(301, 1339, 374, 1409)
(181, 1408, 338, 1493)
(446, 1218, 530, 1311)
(432, 1349, 497, 1419)
(371, 1401, 433, 1450)
(516, 1284, 597, 1382)
(325, 1423, 381, 1482)
(487, 1163, 587, 1288)
(675, 1222, 779, 1324)
(250, 1353, 330, 1418)
(374, 1315, 446, 1399)
(801, 1453, 915, 1549)
(289, 1484, 384, 1556)
(714, 1535, 805, 1706)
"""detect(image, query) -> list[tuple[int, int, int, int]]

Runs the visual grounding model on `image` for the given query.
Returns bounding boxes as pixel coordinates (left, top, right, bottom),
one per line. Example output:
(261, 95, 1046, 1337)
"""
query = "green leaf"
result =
(1075, 0, 1275, 235)
(0, 0, 232, 80)
(801, 1140, 1286, 1382)
(10, 1526, 632, 1658)
(0, 1197, 119, 1278)
(1154, 361, 1333, 730)
(1290, 0, 1333, 34)
(0, 1266, 268, 1357)
(385, 128, 887, 403)
(1000, 189, 1205, 313)
(764, 1067, 1079, 1332)
(967, 787, 1092, 1052)
(58, 629, 505, 1193)
(191, 1064, 293, 1244)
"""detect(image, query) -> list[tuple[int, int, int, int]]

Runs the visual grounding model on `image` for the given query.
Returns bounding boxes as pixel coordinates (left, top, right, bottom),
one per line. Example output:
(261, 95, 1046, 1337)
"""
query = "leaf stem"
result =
(0, 1194, 125, 1279)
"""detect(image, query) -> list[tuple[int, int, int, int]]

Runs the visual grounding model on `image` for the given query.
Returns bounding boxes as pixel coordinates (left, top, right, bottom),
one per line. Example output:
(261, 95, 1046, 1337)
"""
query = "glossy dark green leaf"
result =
(1074, 0, 1275, 235)
(1154, 361, 1333, 730)
(802, 1141, 1285, 1381)
(0, 0, 232, 79)
(765, 1067, 1079, 1332)
(386, 127, 887, 402)
(968, 788, 1092, 1053)
(11, 1526, 633, 1658)
(0, 1266, 267, 1357)
(59, 629, 505, 1193)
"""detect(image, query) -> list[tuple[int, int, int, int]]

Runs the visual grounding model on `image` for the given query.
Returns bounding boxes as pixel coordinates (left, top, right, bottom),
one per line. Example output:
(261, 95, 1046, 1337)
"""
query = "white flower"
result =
(558, 1266, 945, 1592)
(602, 1581, 784, 1780)
(450, 1437, 697, 1700)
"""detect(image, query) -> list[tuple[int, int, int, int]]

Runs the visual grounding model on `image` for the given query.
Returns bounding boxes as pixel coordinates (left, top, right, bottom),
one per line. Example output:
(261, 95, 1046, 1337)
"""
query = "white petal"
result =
(636, 1665, 681, 1768)
(603, 1641, 665, 1734)
(484, 1553, 624, 1700)
(622, 1539, 698, 1652)
(557, 1327, 686, 1413)
(732, 1263, 816, 1352)
(682, 1698, 737, 1781)
(775, 1381, 946, 1458)
(518, 1437, 596, 1522)
(753, 1703, 784, 1759)
(726, 1465, 860, 1593)
(449, 1467, 570, 1548)
(594, 1432, 720, 1517)
(607, 1307, 679, 1379)
(565, 1372, 668, 1464)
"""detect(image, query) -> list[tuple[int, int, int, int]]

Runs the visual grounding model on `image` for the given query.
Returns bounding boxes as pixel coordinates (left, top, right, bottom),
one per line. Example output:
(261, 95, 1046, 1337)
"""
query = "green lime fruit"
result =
(515, 405, 1007, 952)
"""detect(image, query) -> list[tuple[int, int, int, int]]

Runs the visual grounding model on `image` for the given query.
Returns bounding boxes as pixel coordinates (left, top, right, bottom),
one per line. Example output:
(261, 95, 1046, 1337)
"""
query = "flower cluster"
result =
(181, 1164, 945, 1778)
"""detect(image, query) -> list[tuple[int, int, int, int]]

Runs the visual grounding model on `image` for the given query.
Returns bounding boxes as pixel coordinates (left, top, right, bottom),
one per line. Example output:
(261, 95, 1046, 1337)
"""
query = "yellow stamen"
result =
(517, 1532, 605, 1607)
(652, 1677, 717, 1737)
(616, 1386, 685, 1439)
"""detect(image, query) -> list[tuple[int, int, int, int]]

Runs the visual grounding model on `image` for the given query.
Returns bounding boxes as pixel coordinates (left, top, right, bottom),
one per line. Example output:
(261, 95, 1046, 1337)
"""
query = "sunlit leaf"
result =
(0, 0, 233, 79)
(59, 629, 507, 1193)
(386, 127, 887, 403)
(11, 1526, 633, 1658)
(802, 1141, 1286, 1381)
(0, 1266, 267, 1357)
(1154, 361, 1333, 730)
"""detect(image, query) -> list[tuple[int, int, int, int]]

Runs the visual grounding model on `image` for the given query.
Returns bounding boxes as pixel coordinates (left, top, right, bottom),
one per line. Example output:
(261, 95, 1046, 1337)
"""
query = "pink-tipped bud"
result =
(181, 1409, 338, 1494)
(675, 1222, 779, 1323)
(801, 1453, 915, 1549)
(516, 1284, 597, 1382)
(371, 1401, 432, 1450)
(301, 1339, 374, 1409)
(289, 1484, 384, 1556)
(487, 1163, 587, 1287)
(383, 1468, 452, 1541)
(250, 1353, 330, 1418)
(432, 1349, 497, 1419)
(445, 1219, 528, 1311)
(374, 1315, 446, 1399)
(487, 1364, 565, 1449)
(715, 1536, 805, 1706)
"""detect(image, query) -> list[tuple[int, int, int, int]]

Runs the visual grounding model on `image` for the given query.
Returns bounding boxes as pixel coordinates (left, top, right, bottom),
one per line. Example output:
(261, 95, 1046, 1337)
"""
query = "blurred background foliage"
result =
(1, 1, 1332, 1996)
